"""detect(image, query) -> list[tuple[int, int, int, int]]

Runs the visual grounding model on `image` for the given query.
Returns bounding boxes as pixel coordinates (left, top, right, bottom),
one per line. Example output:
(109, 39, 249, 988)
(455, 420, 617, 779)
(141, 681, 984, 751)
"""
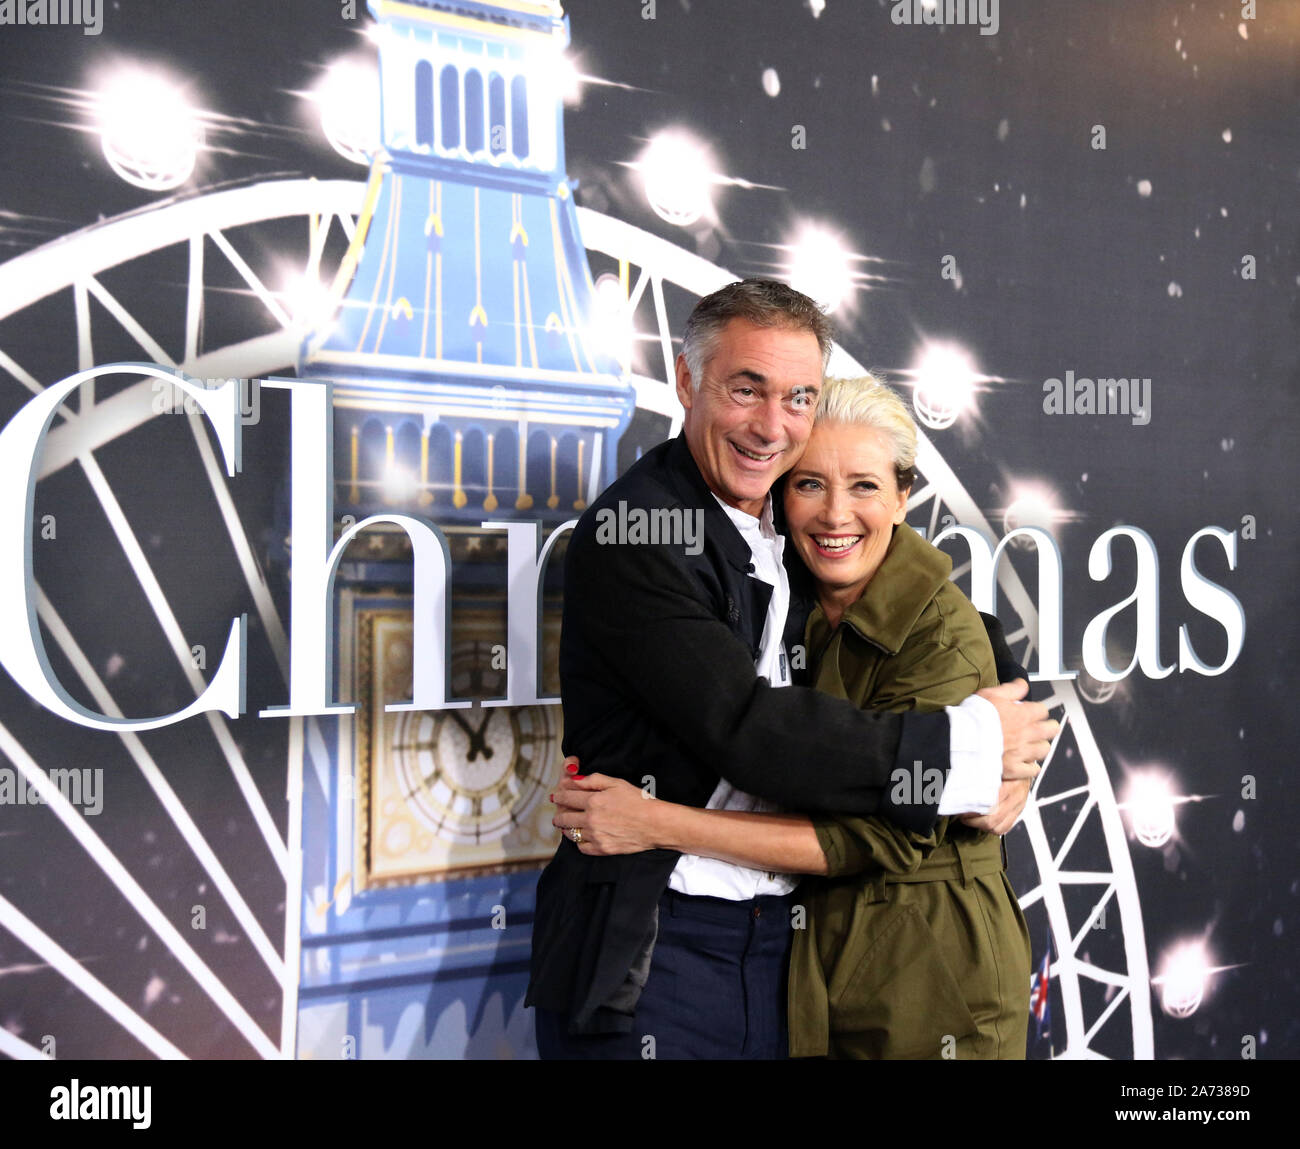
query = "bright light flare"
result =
(311, 57, 381, 166)
(591, 273, 634, 371)
(1152, 940, 1229, 1018)
(636, 132, 717, 227)
(1121, 771, 1179, 848)
(1001, 479, 1062, 547)
(785, 222, 855, 314)
(1118, 767, 1205, 848)
(557, 54, 583, 105)
(907, 341, 981, 429)
(282, 273, 335, 330)
(95, 68, 203, 191)
(382, 461, 418, 503)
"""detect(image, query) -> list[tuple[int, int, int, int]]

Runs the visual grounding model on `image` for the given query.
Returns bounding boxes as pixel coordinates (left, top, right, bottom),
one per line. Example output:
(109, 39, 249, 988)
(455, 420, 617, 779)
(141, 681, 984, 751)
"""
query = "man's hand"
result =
(960, 778, 1032, 835)
(551, 772, 663, 855)
(975, 679, 1058, 781)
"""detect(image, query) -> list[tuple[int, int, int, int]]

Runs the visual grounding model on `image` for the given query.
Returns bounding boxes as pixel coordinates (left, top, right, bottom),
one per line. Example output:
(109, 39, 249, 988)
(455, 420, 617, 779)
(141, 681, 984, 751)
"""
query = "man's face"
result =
(675, 318, 823, 517)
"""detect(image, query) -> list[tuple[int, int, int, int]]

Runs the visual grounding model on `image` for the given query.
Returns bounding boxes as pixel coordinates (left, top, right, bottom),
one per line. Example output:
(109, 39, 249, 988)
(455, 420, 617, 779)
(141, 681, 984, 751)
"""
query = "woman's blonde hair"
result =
(814, 374, 917, 491)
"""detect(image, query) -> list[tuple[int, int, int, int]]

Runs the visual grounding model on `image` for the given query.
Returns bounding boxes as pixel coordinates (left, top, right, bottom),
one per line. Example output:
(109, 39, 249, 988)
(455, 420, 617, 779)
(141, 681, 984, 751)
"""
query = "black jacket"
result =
(526, 434, 992, 1034)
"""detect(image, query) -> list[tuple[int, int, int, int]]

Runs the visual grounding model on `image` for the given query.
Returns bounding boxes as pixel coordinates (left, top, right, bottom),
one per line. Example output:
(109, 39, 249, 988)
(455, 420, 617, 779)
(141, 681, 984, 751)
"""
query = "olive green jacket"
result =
(787, 523, 1031, 1059)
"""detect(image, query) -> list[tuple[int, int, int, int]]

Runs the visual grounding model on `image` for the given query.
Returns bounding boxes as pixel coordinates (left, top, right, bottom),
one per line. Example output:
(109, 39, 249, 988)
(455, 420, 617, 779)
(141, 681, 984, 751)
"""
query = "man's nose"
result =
(749, 396, 786, 444)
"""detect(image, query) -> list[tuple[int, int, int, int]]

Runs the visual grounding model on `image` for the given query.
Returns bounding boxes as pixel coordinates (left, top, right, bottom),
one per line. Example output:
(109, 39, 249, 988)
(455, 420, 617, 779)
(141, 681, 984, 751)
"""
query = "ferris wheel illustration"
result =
(0, 169, 1151, 1060)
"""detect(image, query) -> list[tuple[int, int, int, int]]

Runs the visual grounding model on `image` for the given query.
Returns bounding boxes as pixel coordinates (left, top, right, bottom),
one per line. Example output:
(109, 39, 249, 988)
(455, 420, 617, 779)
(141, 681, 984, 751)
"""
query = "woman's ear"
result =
(892, 484, 911, 525)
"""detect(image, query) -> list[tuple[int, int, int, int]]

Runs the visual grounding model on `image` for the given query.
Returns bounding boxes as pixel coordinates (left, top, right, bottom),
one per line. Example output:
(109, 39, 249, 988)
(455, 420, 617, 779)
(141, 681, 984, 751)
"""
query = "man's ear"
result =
(674, 354, 696, 410)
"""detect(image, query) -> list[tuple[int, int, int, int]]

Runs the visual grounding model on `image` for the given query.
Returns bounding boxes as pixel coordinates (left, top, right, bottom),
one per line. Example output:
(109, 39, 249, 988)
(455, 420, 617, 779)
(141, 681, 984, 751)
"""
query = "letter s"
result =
(1178, 527, 1245, 675)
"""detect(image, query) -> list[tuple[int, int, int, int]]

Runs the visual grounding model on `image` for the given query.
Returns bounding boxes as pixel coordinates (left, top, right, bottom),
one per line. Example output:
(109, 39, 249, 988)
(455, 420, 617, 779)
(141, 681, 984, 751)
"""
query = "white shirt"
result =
(668, 495, 799, 899)
(666, 494, 1003, 900)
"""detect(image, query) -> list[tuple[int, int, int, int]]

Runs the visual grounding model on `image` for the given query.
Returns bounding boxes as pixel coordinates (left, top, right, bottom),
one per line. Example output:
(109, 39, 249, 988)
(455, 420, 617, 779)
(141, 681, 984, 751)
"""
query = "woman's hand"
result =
(551, 772, 664, 855)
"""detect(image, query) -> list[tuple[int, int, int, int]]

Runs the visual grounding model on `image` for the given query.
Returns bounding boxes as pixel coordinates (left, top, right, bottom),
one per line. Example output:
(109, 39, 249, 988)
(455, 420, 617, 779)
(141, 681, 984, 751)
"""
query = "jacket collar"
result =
(835, 523, 952, 655)
(663, 433, 760, 573)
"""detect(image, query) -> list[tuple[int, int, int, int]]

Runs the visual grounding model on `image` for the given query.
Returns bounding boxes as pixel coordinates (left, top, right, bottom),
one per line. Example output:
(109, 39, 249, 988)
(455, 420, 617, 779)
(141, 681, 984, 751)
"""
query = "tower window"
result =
(510, 74, 529, 160)
(488, 72, 506, 156)
(440, 65, 460, 150)
(464, 69, 485, 155)
(415, 60, 433, 148)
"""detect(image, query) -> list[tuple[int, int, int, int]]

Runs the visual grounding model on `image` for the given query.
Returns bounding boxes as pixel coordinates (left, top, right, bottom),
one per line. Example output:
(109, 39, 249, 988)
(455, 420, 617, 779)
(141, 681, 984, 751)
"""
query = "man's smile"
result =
(730, 441, 779, 463)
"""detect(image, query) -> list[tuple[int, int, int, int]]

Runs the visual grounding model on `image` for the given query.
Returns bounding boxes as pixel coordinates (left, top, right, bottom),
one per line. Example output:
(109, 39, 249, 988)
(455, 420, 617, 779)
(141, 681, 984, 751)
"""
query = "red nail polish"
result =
(574, 774, 586, 780)
(564, 763, 578, 776)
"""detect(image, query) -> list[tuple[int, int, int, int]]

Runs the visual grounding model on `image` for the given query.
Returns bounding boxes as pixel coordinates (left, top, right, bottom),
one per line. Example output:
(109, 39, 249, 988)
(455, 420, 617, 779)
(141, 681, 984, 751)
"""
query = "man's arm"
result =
(565, 524, 1053, 828)
(565, 525, 934, 826)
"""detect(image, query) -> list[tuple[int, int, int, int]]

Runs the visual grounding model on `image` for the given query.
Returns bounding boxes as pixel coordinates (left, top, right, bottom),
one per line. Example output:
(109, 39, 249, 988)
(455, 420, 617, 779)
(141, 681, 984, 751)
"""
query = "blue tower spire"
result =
(301, 0, 633, 519)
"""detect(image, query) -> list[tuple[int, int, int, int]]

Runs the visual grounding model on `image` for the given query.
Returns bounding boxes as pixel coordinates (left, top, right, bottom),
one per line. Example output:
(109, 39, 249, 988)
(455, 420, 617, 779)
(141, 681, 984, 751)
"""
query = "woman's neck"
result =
(817, 586, 860, 631)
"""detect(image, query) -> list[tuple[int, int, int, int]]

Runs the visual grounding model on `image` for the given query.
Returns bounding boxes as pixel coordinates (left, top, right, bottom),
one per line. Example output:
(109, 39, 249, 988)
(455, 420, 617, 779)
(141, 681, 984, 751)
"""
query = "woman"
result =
(552, 375, 1032, 1059)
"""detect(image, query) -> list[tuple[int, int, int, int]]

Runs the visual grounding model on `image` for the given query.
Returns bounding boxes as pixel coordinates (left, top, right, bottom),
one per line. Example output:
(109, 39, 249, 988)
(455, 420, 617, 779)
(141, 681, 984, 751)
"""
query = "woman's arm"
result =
(551, 774, 828, 874)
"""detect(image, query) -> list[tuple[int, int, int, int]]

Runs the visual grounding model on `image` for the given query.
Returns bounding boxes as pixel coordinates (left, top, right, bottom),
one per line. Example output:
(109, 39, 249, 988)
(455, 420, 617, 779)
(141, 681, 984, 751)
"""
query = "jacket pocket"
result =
(826, 896, 980, 1060)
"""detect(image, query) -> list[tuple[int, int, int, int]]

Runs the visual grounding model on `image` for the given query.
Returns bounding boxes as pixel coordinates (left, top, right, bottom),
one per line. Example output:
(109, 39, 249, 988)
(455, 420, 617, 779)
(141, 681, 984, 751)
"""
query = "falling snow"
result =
(1137, 179, 1153, 197)
(919, 156, 937, 194)
(1167, 282, 1183, 297)
(761, 68, 780, 98)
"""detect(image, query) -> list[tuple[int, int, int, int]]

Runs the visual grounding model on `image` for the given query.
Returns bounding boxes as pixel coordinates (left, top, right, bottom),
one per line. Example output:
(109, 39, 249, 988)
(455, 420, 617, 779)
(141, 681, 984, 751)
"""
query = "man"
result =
(526, 279, 1054, 1058)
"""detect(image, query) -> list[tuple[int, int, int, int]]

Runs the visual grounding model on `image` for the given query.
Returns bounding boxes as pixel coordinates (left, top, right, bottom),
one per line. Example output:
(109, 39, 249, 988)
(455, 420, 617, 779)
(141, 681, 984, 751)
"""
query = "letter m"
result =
(930, 525, 1075, 681)
(46, 768, 80, 807)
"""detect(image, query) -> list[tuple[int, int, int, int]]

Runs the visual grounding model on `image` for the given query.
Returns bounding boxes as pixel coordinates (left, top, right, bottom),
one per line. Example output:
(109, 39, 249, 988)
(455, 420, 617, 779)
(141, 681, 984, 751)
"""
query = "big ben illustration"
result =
(294, 0, 634, 1054)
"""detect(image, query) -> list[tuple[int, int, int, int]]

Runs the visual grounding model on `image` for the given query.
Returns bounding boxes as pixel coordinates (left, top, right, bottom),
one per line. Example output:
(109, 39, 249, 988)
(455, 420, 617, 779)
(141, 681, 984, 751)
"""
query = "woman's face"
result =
(784, 421, 909, 604)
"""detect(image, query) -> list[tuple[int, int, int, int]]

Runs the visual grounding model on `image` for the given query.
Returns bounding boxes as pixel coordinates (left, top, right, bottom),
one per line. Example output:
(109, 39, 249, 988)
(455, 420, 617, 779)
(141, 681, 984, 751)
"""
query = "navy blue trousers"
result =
(534, 889, 795, 1060)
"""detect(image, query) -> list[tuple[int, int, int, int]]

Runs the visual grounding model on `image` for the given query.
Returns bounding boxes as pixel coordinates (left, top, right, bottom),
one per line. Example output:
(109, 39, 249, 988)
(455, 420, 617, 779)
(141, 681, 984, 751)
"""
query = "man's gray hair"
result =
(680, 278, 834, 389)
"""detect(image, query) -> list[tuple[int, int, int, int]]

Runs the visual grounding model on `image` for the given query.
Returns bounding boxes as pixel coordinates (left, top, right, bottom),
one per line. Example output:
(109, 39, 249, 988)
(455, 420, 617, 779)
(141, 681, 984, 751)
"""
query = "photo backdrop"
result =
(0, 0, 1295, 1061)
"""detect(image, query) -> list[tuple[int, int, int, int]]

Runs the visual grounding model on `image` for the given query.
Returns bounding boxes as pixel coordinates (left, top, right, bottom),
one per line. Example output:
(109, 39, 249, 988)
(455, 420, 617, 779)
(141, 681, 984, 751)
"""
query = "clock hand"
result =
(464, 709, 495, 761)
(449, 710, 477, 739)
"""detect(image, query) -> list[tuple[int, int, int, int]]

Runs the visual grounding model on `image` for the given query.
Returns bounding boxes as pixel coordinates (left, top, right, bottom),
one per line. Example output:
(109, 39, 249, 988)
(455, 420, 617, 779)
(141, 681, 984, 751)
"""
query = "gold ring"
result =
(568, 827, 583, 845)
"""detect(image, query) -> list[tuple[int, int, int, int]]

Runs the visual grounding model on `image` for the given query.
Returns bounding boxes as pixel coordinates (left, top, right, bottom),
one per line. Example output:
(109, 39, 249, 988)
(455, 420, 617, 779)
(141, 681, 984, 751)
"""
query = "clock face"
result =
(390, 646, 555, 844)
(356, 608, 564, 887)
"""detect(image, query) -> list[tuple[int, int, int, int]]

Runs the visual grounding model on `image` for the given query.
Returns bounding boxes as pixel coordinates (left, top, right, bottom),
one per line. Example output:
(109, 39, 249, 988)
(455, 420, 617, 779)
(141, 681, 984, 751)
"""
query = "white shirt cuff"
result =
(938, 694, 1002, 815)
